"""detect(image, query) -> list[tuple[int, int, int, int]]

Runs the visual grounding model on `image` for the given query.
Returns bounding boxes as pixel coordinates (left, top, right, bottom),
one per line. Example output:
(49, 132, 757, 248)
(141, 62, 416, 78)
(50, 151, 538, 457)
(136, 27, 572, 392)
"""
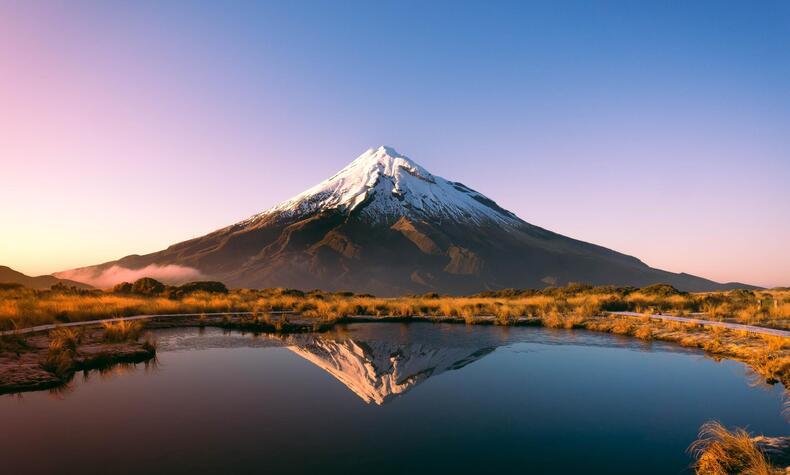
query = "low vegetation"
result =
(0, 279, 234, 329)
(1, 279, 788, 385)
(1, 320, 156, 394)
(43, 327, 82, 378)
(2, 280, 788, 330)
(690, 421, 779, 474)
(101, 320, 143, 342)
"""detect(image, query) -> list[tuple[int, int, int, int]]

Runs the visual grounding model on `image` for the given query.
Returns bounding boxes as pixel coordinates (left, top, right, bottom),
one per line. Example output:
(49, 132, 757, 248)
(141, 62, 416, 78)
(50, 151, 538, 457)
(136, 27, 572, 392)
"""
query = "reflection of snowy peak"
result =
(284, 334, 494, 405)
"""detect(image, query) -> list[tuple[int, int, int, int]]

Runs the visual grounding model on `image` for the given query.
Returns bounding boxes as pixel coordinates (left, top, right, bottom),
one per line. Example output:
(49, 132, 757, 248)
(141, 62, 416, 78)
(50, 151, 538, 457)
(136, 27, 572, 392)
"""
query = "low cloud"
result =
(56, 264, 204, 288)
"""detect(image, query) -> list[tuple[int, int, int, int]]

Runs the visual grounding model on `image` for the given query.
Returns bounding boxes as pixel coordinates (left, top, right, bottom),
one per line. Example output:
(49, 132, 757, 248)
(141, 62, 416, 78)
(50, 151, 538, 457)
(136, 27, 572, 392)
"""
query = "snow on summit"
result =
(254, 146, 520, 226)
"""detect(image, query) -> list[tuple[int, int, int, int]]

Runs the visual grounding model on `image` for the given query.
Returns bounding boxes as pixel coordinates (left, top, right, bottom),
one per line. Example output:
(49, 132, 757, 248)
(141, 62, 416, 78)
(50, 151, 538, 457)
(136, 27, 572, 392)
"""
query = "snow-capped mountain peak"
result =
(345, 145, 434, 182)
(254, 146, 520, 226)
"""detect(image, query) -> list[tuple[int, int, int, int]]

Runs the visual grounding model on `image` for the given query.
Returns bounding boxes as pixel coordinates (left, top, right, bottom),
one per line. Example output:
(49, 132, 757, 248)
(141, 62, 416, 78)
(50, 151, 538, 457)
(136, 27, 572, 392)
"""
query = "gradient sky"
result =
(1, 1, 789, 287)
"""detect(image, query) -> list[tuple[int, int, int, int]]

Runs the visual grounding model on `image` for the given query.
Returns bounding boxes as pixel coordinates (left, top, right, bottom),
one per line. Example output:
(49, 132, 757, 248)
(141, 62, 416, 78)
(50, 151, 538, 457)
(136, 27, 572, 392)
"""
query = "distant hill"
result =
(56, 146, 759, 295)
(0, 266, 92, 290)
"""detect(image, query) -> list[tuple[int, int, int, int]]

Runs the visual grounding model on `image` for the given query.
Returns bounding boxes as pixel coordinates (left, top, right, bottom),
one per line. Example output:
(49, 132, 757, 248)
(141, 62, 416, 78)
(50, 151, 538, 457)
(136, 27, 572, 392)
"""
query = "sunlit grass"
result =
(689, 421, 778, 474)
(101, 320, 143, 342)
(0, 288, 253, 329)
(43, 327, 81, 378)
(2, 285, 788, 330)
(2, 283, 789, 385)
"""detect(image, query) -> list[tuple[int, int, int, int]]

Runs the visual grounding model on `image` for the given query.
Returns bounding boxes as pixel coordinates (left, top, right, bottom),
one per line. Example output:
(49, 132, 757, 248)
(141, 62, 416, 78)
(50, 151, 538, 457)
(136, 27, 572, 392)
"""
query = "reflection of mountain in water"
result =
(283, 334, 495, 405)
(154, 323, 701, 405)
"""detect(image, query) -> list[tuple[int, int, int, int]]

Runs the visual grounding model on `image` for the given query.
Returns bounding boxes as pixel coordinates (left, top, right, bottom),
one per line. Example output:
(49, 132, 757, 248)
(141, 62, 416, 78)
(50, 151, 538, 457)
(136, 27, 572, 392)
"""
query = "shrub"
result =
(0, 282, 24, 291)
(178, 281, 229, 294)
(50, 282, 80, 294)
(278, 288, 305, 297)
(112, 282, 133, 294)
(639, 284, 686, 297)
(131, 278, 165, 296)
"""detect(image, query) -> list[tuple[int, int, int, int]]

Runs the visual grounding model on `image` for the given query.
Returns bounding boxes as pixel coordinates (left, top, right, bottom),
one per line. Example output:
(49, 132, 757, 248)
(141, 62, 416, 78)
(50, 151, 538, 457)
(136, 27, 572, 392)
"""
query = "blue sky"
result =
(1, 1, 789, 286)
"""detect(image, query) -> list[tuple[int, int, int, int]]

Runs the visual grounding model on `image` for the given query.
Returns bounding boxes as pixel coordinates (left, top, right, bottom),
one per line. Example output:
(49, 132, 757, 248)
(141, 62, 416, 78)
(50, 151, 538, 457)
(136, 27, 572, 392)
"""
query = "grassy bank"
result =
(2, 282, 789, 329)
(0, 320, 156, 394)
(1, 281, 789, 385)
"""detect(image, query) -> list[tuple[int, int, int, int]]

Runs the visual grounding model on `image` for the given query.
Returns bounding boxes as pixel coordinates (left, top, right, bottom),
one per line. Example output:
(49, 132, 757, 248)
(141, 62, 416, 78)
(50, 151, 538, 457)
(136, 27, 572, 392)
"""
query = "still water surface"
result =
(1, 323, 787, 474)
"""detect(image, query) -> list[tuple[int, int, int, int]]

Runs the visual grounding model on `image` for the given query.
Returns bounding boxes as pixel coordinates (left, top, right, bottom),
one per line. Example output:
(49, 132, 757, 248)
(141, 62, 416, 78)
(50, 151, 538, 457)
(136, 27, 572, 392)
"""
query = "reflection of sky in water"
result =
(1, 323, 787, 475)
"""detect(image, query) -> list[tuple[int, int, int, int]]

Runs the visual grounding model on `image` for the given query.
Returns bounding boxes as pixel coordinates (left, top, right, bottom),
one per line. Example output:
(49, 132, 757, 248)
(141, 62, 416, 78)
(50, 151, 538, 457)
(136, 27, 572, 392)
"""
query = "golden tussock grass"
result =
(101, 320, 143, 342)
(2, 285, 789, 385)
(0, 289, 256, 329)
(43, 327, 82, 377)
(3, 286, 788, 330)
(689, 421, 778, 475)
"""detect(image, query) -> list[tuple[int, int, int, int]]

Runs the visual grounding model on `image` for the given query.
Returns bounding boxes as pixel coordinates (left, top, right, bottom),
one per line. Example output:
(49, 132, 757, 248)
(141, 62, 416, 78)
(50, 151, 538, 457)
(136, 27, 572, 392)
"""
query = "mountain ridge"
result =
(0, 265, 93, 290)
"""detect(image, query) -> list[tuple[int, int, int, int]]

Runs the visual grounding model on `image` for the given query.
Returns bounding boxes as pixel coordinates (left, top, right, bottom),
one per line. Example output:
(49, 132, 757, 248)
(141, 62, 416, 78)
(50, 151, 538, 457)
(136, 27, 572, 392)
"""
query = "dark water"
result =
(1, 323, 787, 475)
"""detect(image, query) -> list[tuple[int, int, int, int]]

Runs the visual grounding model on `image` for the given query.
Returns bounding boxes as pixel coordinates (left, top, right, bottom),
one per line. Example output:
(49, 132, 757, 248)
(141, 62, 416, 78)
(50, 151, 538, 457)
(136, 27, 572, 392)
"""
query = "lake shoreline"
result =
(2, 311, 787, 395)
(0, 327, 155, 395)
(158, 312, 790, 388)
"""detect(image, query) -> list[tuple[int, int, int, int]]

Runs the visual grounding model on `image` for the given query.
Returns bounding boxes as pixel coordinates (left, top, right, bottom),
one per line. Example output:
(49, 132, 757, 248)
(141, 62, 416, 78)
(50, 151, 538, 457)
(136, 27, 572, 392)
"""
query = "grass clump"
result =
(689, 421, 779, 474)
(634, 324, 653, 340)
(101, 320, 143, 342)
(43, 327, 82, 378)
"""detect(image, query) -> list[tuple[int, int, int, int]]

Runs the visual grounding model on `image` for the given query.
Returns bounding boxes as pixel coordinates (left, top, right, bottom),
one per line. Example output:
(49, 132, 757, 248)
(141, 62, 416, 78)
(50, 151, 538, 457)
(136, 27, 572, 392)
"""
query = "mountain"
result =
(0, 265, 92, 290)
(56, 146, 755, 294)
